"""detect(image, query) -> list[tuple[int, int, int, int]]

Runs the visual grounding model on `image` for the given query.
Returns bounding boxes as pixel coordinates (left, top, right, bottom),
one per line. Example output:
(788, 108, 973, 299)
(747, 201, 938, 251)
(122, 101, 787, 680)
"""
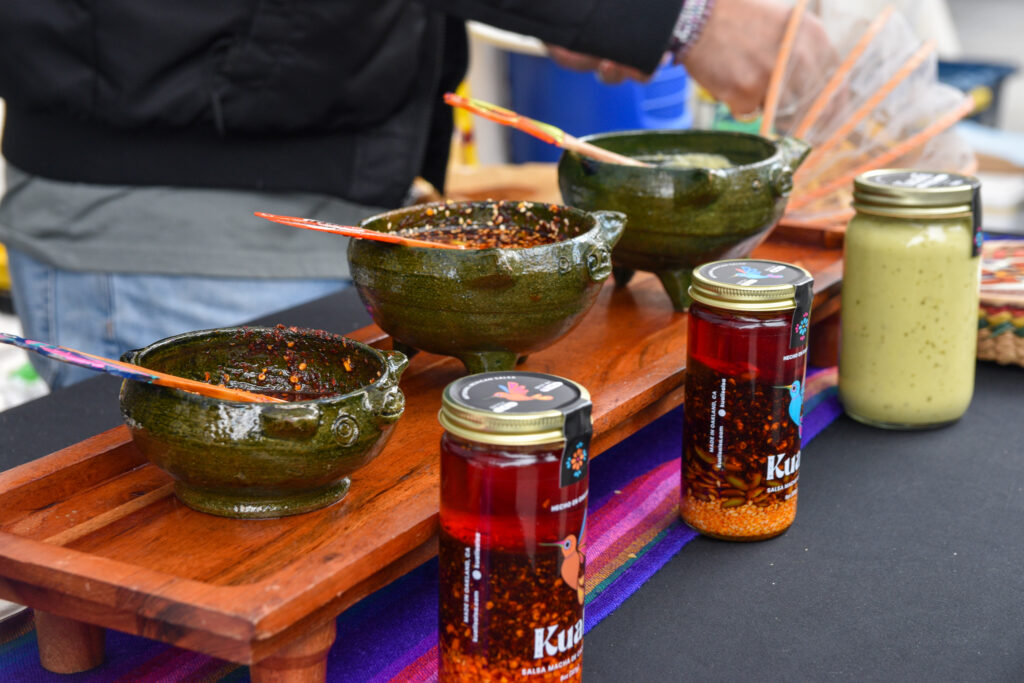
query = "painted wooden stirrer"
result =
(790, 6, 896, 140)
(255, 212, 467, 249)
(786, 95, 974, 212)
(793, 39, 937, 179)
(759, 0, 810, 137)
(0, 332, 284, 403)
(444, 92, 651, 167)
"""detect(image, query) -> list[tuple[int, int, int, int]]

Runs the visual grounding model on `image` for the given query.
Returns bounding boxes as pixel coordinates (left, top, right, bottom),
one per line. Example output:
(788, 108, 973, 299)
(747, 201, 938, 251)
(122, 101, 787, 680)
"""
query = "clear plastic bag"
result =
(759, 2, 975, 230)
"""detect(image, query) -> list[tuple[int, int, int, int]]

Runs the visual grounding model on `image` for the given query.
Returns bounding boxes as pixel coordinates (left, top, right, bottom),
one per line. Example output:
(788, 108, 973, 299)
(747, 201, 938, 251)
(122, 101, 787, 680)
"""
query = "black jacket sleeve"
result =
(414, 0, 682, 73)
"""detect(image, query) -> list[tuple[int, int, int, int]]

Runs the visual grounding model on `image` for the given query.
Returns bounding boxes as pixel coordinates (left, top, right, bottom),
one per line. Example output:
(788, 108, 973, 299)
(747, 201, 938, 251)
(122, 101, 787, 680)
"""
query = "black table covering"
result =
(587, 360, 1024, 682)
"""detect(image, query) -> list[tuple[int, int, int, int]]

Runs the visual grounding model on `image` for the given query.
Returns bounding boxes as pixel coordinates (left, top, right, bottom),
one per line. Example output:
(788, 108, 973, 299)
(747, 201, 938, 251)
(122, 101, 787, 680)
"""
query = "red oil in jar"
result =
(682, 259, 813, 541)
(438, 372, 591, 682)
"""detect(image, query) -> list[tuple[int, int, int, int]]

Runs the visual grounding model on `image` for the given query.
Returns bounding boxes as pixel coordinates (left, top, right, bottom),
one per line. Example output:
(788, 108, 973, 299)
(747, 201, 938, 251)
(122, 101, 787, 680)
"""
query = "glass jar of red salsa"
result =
(682, 259, 814, 541)
(438, 371, 592, 682)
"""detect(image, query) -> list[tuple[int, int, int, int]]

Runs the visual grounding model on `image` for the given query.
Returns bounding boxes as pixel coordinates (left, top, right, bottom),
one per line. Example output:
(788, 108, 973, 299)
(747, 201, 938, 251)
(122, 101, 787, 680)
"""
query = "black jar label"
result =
(970, 181, 983, 257)
(559, 407, 592, 488)
(789, 277, 814, 350)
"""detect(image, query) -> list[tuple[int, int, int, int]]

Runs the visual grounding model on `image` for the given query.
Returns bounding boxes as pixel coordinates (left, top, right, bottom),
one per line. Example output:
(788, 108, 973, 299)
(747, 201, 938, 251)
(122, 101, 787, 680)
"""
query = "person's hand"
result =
(679, 0, 836, 117)
(546, 45, 654, 85)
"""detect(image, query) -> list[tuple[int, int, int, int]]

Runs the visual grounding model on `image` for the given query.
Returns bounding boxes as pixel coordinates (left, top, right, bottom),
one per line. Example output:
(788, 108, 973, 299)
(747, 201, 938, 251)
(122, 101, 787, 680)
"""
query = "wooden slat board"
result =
(0, 237, 842, 665)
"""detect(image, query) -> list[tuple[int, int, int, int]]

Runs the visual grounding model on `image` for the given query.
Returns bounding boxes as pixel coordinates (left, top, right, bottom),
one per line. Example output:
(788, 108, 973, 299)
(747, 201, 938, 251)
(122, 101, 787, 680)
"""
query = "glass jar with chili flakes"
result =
(438, 371, 592, 682)
(682, 259, 814, 541)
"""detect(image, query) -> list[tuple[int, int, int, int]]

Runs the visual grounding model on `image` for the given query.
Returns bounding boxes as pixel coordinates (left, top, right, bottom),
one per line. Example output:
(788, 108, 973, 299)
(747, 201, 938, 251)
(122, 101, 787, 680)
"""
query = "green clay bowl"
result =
(348, 201, 626, 374)
(119, 326, 408, 519)
(558, 130, 811, 311)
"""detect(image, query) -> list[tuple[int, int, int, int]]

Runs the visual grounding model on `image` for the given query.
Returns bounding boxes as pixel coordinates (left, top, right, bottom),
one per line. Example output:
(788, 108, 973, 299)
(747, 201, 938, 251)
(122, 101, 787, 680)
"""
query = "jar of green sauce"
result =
(839, 169, 982, 429)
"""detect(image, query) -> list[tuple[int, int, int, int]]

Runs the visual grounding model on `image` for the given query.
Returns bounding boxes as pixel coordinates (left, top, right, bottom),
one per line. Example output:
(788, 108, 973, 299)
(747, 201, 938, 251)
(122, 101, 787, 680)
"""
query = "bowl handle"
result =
(584, 211, 626, 282)
(383, 349, 409, 382)
(365, 385, 406, 424)
(591, 211, 627, 248)
(771, 136, 812, 197)
(585, 245, 613, 282)
(778, 135, 812, 171)
(361, 349, 408, 425)
(260, 404, 323, 441)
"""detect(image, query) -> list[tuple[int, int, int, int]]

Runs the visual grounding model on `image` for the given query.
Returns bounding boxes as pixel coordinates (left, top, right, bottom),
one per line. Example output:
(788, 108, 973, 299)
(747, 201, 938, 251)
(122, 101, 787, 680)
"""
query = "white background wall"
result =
(948, 0, 1024, 132)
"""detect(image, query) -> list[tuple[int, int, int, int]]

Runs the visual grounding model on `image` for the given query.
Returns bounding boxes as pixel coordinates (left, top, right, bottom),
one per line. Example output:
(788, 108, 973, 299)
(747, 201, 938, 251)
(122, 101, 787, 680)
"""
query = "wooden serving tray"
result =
(0, 238, 841, 680)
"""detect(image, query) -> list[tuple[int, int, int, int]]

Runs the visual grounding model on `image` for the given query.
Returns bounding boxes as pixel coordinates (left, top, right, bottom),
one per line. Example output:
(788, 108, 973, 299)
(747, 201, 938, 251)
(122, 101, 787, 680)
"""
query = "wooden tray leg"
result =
(35, 611, 105, 674)
(251, 620, 337, 683)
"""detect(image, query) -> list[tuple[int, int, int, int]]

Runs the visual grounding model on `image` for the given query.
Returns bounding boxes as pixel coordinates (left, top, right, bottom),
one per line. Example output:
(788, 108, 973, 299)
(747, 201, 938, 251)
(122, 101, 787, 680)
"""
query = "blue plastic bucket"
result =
(938, 59, 1019, 127)
(507, 54, 692, 163)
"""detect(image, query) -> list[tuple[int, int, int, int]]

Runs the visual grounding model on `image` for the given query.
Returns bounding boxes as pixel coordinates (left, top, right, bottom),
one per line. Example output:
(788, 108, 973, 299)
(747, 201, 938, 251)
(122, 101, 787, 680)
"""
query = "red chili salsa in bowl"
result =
(199, 324, 381, 401)
(394, 201, 575, 249)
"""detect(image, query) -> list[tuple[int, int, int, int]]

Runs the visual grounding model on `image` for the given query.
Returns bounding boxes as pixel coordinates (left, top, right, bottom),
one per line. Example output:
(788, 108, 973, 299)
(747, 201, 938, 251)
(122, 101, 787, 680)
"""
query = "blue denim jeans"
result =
(6, 247, 350, 389)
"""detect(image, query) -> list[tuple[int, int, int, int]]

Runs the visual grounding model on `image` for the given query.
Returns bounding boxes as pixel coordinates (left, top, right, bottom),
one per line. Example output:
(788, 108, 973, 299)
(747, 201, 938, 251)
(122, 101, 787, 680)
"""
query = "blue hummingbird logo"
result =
(775, 380, 804, 436)
(735, 265, 784, 280)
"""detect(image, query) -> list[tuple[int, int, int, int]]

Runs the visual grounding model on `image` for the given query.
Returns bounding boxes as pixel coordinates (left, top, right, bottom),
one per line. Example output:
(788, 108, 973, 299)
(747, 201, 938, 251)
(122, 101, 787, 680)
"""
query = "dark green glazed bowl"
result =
(558, 130, 811, 311)
(119, 326, 408, 519)
(348, 201, 626, 374)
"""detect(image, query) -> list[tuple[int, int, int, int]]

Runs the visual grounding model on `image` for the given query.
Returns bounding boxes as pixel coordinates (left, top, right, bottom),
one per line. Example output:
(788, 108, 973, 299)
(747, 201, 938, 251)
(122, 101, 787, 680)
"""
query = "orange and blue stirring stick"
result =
(443, 93, 651, 167)
(255, 212, 467, 250)
(0, 332, 284, 403)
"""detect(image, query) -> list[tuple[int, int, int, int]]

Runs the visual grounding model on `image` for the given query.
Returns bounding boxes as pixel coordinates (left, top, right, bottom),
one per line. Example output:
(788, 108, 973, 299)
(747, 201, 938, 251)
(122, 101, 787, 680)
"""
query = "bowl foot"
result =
(656, 269, 695, 312)
(458, 351, 518, 374)
(173, 479, 351, 519)
(612, 265, 635, 288)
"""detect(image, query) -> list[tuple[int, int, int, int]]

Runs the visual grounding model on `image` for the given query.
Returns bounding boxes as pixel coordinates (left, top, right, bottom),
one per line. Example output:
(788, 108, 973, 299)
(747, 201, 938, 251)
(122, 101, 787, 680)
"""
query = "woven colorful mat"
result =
(0, 368, 841, 682)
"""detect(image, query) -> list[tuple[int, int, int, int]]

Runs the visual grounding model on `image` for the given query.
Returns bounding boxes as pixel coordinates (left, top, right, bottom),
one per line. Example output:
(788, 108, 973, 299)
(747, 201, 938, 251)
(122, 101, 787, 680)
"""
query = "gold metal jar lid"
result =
(853, 169, 979, 219)
(689, 259, 814, 313)
(439, 371, 592, 446)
